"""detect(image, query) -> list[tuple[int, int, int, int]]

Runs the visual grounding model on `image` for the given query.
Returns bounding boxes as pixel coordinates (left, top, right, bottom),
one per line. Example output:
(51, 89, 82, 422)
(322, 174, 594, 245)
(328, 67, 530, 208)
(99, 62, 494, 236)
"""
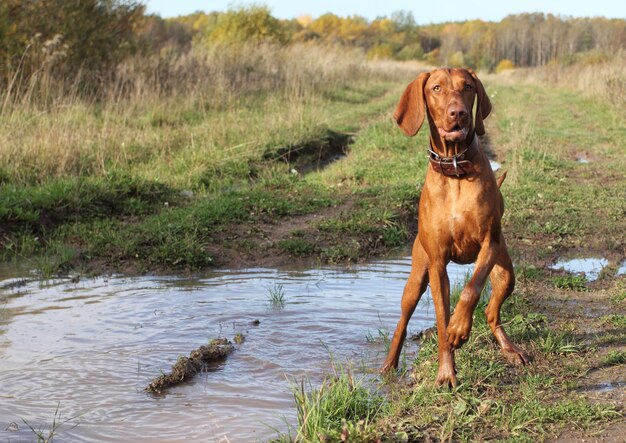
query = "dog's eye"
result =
(465, 83, 473, 90)
(433, 85, 441, 92)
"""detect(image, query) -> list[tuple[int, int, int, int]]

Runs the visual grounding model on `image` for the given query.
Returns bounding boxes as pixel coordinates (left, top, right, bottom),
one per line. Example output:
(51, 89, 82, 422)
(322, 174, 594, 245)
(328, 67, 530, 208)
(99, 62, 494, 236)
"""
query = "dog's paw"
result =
(379, 360, 397, 375)
(435, 366, 457, 389)
(447, 312, 473, 350)
(502, 344, 530, 366)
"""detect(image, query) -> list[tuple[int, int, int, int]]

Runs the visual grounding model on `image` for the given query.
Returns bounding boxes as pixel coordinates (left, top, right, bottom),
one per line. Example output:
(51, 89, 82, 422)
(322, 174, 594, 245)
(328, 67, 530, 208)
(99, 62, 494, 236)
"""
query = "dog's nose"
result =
(448, 105, 467, 120)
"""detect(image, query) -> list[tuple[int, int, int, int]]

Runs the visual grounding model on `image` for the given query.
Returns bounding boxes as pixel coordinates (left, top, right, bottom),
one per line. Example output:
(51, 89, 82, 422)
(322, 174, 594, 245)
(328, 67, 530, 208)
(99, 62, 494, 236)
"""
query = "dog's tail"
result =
(496, 170, 508, 188)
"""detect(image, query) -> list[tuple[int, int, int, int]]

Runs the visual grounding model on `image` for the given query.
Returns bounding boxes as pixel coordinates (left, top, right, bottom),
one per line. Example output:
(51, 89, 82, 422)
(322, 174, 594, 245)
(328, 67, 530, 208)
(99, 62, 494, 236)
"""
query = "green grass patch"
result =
(278, 238, 318, 256)
(600, 351, 626, 367)
(0, 173, 173, 232)
(553, 275, 588, 291)
(1, 76, 414, 273)
(495, 82, 626, 256)
(321, 242, 363, 264)
(275, 360, 387, 442)
(393, 304, 615, 441)
(600, 314, 626, 329)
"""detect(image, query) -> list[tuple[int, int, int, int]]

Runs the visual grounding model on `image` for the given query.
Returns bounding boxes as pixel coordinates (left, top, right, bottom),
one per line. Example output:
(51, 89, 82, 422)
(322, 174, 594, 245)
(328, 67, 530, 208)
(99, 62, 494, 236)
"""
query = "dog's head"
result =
(393, 68, 491, 143)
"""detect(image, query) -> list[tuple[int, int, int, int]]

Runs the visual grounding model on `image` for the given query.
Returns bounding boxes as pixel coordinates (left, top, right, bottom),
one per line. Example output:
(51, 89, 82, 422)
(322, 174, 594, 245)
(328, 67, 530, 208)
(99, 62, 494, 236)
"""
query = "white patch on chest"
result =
(450, 200, 459, 238)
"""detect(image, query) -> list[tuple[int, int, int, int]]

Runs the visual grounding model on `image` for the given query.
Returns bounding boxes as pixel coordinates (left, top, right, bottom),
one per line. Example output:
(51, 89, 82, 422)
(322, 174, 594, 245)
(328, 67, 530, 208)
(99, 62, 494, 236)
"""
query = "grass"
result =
(8, 52, 622, 275)
(552, 275, 588, 291)
(489, 81, 626, 259)
(275, 359, 387, 442)
(267, 283, 286, 308)
(21, 403, 81, 443)
(600, 351, 626, 367)
(499, 54, 626, 107)
(1, 43, 419, 274)
(278, 238, 318, 256)
(600, 314, 626, 329)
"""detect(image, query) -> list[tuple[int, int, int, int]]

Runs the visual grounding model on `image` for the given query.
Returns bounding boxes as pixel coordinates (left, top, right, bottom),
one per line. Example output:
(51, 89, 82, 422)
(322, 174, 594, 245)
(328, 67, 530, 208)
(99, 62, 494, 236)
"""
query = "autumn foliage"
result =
(1, 3, 624, 95)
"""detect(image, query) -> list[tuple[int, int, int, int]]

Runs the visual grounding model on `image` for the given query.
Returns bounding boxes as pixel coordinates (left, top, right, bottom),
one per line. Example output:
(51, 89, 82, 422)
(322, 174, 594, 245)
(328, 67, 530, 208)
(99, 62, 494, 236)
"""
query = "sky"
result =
(144, 0, 626, 23)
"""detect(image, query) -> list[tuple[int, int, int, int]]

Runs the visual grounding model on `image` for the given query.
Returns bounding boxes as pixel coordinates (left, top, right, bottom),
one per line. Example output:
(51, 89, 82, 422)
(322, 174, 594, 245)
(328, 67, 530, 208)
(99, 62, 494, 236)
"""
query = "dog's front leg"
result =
(447, 244, 497, 350)
(428, 261, 457, 388)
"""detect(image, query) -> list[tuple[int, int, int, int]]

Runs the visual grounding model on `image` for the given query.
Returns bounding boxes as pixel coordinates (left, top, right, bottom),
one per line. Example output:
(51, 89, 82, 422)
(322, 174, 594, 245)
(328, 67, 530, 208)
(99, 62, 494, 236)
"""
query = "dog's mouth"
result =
(438, 124, 469, 142)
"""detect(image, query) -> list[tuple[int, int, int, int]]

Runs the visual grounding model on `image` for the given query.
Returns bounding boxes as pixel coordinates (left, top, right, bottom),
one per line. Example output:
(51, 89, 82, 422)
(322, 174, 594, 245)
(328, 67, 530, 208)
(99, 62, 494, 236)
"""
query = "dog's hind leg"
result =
(485, 240, 530, 365)
(381, 239, 429, 374)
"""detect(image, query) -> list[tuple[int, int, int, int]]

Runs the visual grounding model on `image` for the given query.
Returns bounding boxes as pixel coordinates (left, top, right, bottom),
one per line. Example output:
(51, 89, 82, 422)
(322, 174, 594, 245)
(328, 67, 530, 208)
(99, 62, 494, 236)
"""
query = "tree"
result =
(1, 0, 144, 83)
(203, 5, 288, 44)
(309, 13, 343, 44)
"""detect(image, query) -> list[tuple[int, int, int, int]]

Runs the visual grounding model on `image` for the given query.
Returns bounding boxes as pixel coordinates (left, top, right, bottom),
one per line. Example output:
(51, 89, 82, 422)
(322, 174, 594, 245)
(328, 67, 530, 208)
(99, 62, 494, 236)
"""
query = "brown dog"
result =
(381, 68, 529, 387)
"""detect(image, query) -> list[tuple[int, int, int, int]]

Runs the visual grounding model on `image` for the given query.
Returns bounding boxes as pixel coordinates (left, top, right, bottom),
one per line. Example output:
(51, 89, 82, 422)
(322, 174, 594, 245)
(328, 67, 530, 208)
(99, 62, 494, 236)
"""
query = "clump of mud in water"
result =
(145, 338, 235, 394)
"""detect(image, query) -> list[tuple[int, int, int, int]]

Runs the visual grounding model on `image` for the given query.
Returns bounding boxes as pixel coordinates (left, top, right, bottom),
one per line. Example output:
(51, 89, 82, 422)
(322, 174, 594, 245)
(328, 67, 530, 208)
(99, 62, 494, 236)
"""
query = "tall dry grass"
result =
(0, 43, 416, 185)
(493, 51, 626, 107)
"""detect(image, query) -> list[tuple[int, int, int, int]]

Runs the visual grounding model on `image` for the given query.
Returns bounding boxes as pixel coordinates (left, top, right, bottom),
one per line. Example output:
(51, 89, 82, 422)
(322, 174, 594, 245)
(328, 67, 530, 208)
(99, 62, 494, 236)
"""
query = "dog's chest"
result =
(448, 205, 484, 262)
(448, 195, 487, 234)
(422, 181, 491, 261)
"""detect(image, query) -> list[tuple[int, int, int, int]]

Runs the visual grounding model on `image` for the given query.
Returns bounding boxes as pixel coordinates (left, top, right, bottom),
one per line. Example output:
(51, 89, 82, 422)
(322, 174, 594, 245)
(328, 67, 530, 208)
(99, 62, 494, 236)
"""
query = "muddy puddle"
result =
(550, 257, 609, 281)
(0, 258, 473, 442)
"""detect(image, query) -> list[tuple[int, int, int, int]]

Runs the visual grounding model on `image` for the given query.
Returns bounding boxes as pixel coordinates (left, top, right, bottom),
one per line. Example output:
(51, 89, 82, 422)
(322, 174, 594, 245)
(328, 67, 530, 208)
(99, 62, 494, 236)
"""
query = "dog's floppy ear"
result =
(393, 72, 430, 137)
(468, 69, 492, 136)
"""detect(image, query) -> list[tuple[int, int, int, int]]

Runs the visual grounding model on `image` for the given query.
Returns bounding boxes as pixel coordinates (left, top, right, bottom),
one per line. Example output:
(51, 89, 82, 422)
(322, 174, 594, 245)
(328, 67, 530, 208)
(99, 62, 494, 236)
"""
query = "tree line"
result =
(2, 1, 624, 89)
(150, 7, 625, 70)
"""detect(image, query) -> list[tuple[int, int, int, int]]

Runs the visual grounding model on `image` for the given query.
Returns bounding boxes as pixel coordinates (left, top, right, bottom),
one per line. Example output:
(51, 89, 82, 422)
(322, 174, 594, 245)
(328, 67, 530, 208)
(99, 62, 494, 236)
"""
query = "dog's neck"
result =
(429, 131, 477, 159)
(427, 133, 479, 178)
(429, 133, 478, 160)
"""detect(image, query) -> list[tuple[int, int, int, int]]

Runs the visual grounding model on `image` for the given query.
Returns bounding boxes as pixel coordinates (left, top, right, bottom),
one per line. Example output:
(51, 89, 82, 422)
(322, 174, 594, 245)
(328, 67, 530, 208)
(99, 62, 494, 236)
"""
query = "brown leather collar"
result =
(428, 134, 477, 177)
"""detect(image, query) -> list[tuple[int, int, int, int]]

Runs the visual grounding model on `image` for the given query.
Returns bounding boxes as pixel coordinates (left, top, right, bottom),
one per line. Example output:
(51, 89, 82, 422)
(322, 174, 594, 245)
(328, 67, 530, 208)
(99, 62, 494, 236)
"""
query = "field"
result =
(0, 44, 422, 273)
(1, 43, 625, 440)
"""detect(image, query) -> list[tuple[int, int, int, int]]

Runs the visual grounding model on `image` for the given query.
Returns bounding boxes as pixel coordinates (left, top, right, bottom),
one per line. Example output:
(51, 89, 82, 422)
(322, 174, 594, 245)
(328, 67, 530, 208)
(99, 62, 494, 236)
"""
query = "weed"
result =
(541, 399, 619, 427)
(21, 403, 80, 443)
(267, 283, 286, 308)
(610, 280, 626, 303)
(534, 330, 579, 355)
(600, 314, 626, 329)
(517, 265, 542, 281)
(600, 351, 626, 367)
(234, 333, 246, 344)
(278, 238, 317, 256)
(593, 331, 626, 347)
(22, 238, 78, 277)
(321, 242, 362, 264)
(553, 274, 588, 291)
(365, 326, 391, 350)
(287, 360, 386, 442)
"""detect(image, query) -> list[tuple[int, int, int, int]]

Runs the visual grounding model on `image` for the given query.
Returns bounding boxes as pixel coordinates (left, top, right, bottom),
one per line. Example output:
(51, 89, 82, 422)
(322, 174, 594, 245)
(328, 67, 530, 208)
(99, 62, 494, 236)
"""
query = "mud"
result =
(268, 129, 354, 175)
(145, 338, 235, 394)
(525, 272, 626, 441)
